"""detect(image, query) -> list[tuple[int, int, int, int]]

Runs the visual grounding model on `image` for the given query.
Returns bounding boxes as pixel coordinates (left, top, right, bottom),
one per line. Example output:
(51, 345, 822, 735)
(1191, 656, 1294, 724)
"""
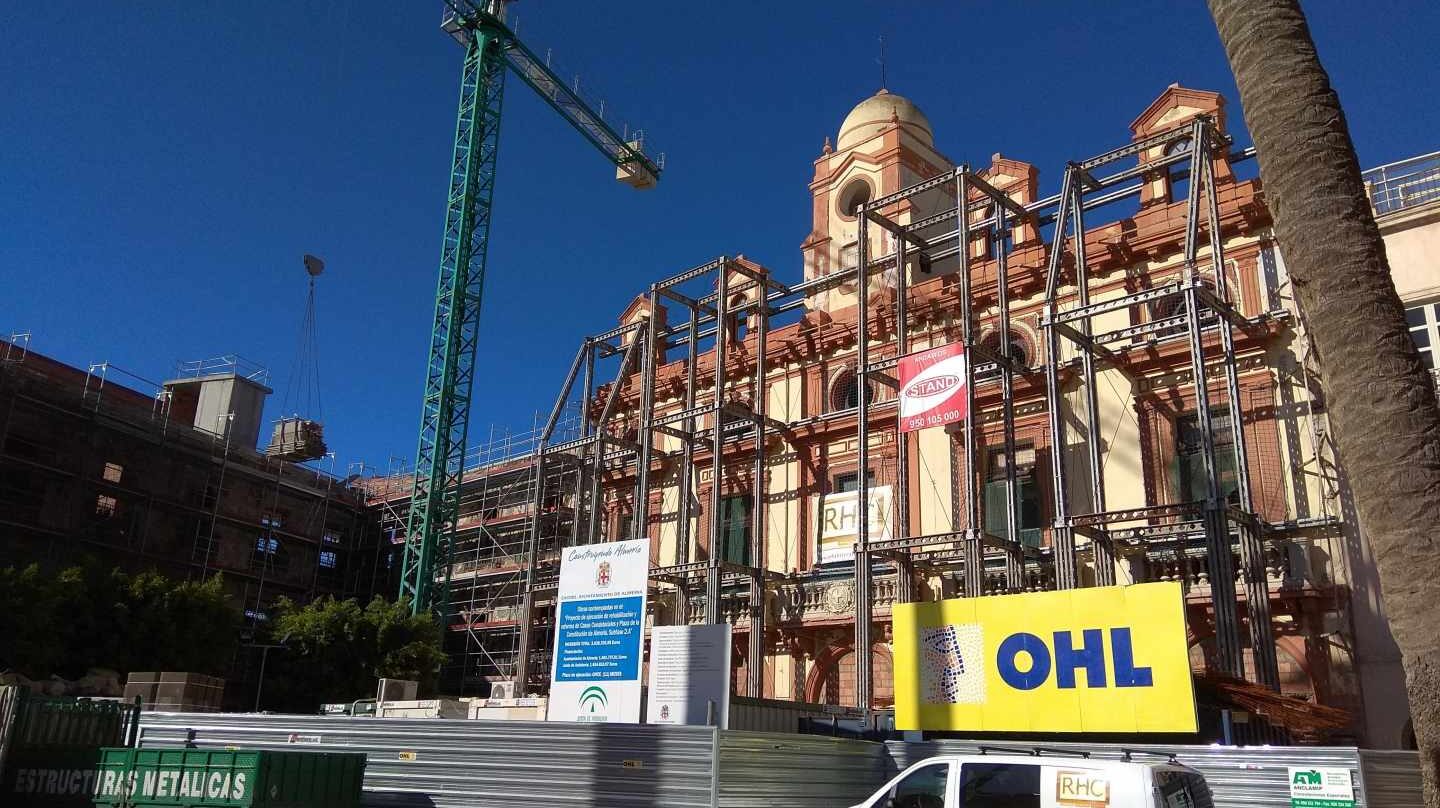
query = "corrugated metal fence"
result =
(888, 739, 1424, 808)
(1359, 749, 1426, 808)
(716, 730, 886, 807)
(135, 713, 890, 808)
(137, 713, 715, 808)
(135, 712, 1423, 807)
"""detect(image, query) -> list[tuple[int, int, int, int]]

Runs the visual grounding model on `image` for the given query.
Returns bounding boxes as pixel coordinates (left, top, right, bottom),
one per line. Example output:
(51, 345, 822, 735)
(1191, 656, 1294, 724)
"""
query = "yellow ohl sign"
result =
(892, 582, 1197, 733)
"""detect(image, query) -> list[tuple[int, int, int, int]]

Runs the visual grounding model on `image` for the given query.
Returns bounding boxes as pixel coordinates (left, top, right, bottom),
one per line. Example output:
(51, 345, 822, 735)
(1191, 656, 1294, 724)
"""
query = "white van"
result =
(849, 749, 1212, 808)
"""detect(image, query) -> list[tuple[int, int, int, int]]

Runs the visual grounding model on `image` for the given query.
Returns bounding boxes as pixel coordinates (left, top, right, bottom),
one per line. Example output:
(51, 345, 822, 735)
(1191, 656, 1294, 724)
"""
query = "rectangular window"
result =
(1406, 301, 1439, 370)
(958, 762, 1041, 808)
(322, 530, 343, 545)
(102, 462, 123, 484)
(251, 536, 287, 573)
(319, 550, 338, 569)
(832, 471, 876, 493)
(718, 495, 753, 566)
(95, 494, 118, 518)
(261, 512, 284, 529)
(1174, 412, 1240, 505)
(984, 446, 1042, 547)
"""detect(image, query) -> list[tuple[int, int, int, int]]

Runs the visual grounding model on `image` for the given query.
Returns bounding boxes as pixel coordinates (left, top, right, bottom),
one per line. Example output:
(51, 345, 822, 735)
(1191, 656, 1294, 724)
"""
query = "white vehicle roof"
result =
(910, 752, 1198, 773)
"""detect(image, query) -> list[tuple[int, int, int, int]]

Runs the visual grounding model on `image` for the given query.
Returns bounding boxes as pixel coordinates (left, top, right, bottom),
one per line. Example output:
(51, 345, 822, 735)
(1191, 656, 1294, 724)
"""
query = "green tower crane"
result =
(400, 1, 662, 616)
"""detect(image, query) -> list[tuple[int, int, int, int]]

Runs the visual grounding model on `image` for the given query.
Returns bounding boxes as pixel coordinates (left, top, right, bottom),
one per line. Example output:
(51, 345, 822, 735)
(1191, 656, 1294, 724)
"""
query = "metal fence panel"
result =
(137, 713, 717, 808)
(888, 739, 1422, 808)
(716, 731, 888, 808)
(1359, 749, 1425, 808)
(727, 697, 864, 735)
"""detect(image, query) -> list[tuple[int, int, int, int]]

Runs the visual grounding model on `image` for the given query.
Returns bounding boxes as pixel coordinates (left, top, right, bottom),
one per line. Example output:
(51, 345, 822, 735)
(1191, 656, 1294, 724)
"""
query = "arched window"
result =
(726, 292, 749, 342)
(838, 178, 872, 219)
(828, 368, 874, 412)
(979, 329, 1032, 369)
(1150, 280, 1220, 336)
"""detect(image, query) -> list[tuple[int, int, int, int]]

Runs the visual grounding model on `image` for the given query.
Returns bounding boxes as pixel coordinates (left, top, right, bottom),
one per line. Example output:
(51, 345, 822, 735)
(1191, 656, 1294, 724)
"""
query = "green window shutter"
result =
(983, 479, 1009, 541)
(721, 496, 751, 565)
(1018, 473, 1042, 548)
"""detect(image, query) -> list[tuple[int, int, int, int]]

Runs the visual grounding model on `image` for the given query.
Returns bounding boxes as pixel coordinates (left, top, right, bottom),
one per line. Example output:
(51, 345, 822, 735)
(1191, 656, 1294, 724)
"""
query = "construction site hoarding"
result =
(646, 624, 732, 727)
(547, 538, 649, 724)
(892, 582, 1197, 733)
(897, 343, 967, 433)
(814, 485, 894, 565)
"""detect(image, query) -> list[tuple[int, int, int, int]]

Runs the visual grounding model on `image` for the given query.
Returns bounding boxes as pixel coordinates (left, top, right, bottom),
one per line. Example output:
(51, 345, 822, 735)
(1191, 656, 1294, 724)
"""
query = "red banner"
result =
(898, 343, 967, 433)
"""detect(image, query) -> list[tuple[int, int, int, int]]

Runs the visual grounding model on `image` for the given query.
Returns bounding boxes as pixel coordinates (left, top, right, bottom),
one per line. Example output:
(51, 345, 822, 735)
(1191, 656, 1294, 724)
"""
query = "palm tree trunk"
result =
(1208, 0, 1440, 799)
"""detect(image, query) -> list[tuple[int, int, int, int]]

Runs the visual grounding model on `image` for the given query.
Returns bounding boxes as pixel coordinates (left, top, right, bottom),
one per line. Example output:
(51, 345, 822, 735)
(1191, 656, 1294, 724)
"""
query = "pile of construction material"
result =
(265, 416, 327, 461)
(123, 671, 224, 712)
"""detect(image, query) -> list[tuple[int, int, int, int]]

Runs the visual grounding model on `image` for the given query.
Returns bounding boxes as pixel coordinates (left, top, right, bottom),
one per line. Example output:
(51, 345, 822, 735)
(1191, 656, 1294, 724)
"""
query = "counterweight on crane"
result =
(399, 1, 662, 617)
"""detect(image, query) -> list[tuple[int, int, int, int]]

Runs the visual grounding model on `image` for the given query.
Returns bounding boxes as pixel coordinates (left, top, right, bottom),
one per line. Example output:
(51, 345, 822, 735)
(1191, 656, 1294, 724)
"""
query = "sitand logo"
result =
(904, 374, 960, 399)
(578, 685, 609, 719)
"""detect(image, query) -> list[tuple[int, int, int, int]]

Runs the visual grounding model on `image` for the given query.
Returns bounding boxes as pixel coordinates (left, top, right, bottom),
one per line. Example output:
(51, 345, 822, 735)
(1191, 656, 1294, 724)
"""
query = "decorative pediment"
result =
(1130, 84, 1226, 138)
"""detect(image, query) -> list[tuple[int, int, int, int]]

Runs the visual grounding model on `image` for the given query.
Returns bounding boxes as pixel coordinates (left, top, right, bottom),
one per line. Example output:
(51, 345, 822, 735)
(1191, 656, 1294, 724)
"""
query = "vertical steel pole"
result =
(958, 171, 984, 598)
(633, 291, 660, 541)
(748, 283, 769, 697)
(1071, 183, 1115, 585)
(1180, 117, 1243, 678)
(706, 263, 729, 625)
(895, 231, 915, 604)
(995, 202, 1024, 592)
(1201, 131, 1278, 689)
(584, 341, 605, 544)
(676, 304, 700, 623)
(570, 340, 594, 548)
(1043, 167, 1078, 590)
(855, 209, 873, 710)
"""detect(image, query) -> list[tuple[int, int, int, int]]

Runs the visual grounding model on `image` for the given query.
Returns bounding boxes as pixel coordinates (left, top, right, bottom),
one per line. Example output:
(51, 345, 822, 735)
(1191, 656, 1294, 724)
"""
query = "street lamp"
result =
(252, 631, 292, 712)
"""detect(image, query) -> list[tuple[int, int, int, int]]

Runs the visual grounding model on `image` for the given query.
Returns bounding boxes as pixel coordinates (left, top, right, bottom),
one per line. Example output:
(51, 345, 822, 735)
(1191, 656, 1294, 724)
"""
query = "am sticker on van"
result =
(1053, 769, 1112, 807)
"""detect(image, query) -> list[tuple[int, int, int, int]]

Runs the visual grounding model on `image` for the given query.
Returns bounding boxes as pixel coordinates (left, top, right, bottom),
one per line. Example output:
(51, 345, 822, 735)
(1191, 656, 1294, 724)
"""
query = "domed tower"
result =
(801, 89, 954, 314)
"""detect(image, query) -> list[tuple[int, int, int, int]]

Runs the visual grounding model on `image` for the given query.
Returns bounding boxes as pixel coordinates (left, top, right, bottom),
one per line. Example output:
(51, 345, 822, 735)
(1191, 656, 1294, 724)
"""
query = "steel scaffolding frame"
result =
(499, 117, 1284, 710)
(841, 116, 1281, 708)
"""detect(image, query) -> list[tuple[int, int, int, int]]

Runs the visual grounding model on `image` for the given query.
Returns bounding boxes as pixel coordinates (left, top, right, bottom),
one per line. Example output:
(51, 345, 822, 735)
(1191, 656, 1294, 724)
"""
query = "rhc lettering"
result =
(996, 628, 1153, 690)
(1057, 770, 1111, 805)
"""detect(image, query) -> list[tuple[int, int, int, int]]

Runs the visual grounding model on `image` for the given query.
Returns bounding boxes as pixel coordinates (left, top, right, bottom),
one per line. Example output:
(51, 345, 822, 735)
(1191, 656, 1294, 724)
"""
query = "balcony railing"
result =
(1363, 151, 1440, 215)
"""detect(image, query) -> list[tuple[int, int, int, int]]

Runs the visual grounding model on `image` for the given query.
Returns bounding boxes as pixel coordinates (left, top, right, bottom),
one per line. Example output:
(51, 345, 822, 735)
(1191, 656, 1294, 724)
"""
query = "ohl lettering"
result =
(996, 628, 1154, 691)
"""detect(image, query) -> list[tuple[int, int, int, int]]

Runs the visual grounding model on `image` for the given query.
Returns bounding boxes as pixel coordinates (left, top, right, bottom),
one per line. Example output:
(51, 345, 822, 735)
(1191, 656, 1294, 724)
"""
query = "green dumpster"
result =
(91, 748, 365, 808)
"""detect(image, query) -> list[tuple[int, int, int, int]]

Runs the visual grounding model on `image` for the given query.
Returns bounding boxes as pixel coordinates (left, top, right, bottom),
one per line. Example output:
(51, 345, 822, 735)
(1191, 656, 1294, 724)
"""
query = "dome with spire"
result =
(836, 89, 933, 151)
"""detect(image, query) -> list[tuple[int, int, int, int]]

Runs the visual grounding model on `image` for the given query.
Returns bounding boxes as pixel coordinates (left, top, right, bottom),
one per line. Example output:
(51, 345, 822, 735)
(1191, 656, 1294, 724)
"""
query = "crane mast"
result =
(399, 1, 661, 617)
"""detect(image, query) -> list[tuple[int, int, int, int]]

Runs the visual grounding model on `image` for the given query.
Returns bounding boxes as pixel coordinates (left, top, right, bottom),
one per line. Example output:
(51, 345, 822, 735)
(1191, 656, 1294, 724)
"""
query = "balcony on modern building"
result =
(1364, 151, 1440, 216)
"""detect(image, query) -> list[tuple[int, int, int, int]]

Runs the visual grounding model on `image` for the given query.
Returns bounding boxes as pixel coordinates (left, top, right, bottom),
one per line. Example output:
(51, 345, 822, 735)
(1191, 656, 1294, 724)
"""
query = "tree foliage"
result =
(0, 562, 239, 680)
(258, 595, 447, 713)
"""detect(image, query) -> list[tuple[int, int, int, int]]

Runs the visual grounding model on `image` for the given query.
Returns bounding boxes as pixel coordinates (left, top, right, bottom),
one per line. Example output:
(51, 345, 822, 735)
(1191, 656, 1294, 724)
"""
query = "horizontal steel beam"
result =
(1047, 284, 1183, 325)
(656, 257, 726, 289)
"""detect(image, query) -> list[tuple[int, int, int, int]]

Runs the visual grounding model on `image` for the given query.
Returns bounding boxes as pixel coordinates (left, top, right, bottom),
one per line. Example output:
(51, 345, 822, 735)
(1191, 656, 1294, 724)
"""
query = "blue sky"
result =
(3, 1, 1437, 475)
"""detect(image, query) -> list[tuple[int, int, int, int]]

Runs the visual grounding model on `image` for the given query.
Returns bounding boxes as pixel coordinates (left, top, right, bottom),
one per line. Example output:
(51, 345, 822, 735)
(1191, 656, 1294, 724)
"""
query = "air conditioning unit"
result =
(376, 678, 418, 704)
(488, 680, 518, 700)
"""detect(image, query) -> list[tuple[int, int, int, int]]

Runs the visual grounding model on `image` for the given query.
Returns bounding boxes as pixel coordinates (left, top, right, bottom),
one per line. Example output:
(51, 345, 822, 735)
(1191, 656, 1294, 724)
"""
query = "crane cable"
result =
(281, 260, 324, 421)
